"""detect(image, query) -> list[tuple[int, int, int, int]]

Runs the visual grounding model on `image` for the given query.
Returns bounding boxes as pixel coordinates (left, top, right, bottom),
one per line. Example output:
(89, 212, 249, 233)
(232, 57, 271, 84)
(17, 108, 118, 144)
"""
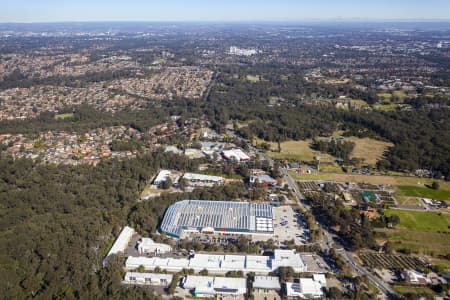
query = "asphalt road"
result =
(231, 129, 397, 298)
(281, 166, 397, 299)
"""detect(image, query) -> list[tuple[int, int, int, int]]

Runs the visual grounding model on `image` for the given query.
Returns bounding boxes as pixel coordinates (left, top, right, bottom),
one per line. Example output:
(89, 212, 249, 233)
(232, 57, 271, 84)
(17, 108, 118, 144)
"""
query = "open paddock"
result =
(346, 137, 393, 166)
(261, 139, 336, 163)
(384, 209, 450, 232)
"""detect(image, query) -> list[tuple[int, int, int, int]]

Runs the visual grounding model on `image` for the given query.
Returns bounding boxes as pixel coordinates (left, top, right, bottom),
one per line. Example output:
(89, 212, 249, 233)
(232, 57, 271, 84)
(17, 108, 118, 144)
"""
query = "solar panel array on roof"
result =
(160, 200, 273, 237)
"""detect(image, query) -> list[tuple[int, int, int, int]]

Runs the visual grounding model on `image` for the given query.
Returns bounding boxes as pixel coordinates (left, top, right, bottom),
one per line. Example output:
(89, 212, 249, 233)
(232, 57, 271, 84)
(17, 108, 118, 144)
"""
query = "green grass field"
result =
(54, 113, 74, 120)
(384, 209, 450, 232)
(397, 185, 450, 201)
(382, 209, 450, 256)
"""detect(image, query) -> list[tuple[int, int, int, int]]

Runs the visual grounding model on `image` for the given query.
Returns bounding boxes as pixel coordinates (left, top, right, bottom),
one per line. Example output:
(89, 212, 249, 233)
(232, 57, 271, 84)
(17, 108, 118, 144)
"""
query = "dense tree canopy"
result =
(0, 151, 197, 299)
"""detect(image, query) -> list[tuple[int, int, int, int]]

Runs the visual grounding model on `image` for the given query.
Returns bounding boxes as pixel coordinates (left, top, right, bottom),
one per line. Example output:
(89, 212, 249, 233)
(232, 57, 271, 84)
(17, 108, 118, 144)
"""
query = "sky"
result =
(1, 0, 450, 23)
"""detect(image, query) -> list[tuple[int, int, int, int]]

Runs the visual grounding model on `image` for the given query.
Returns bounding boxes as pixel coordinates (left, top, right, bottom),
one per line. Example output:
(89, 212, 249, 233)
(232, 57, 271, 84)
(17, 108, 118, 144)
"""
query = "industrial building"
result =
(152, 170, 172, 186)
(253, 276, 281, 300)
(123, 272, 173, 287)
(160, 200, 274, 238)
(182, 275, 247, 298)
(222, 148, 251, 161)
(250, 174, 277, 186)
(286, 275, 326, 299)
(182, 172, 224, 187)
(137, 238, 172, 255)
(106, 226, 135, 258)
(125, 249, 307, 274)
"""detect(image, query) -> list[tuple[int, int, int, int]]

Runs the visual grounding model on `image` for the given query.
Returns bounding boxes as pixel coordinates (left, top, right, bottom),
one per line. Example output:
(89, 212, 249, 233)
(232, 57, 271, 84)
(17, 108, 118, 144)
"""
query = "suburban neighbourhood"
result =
(0, 11, 449, 300)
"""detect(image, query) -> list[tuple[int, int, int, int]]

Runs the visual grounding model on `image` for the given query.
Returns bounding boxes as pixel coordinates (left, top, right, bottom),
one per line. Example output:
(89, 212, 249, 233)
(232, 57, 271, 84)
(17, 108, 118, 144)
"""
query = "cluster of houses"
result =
(0, 126, 143, 165)
(0, 52, 90, 81)
(107, 66, 213, 100)
(0, 84, 148, 120)
(0, 56, 213, 120)
(0, 53, 138, 82)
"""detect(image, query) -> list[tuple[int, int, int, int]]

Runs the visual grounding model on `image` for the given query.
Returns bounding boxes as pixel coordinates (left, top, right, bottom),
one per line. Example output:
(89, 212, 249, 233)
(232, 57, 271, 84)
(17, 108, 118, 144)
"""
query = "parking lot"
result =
(300, 253, 331, 273)
(272, 206, 309, 245)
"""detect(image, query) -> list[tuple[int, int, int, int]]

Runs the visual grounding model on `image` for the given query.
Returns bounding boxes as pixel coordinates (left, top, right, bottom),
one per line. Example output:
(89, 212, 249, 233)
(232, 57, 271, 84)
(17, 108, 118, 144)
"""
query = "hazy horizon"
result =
(1, 0, 450, 23)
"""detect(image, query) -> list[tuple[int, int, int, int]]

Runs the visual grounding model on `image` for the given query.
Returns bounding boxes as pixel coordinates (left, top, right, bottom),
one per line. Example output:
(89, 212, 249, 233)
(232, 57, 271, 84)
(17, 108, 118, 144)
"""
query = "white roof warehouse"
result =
(125, 249, 307, 274)
(222, 148, 250, 161)
(182, 275, 247, 298)
(160, 200, 274, 238)
(123, 272, 173, 287)
(106, 226, 135, 258)
(182, 172, 224, 186)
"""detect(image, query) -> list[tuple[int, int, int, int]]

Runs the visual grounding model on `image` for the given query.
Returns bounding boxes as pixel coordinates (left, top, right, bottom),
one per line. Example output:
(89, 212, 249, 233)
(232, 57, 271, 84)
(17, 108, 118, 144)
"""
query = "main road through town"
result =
(235, 130, 398, 299)
(280, 165, 397, 299)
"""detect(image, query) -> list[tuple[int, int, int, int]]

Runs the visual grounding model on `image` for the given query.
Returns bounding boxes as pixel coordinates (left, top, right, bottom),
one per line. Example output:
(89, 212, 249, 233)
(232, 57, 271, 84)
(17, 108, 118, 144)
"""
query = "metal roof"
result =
(160, 200, 273, 237)
(253, 276, 281, 290)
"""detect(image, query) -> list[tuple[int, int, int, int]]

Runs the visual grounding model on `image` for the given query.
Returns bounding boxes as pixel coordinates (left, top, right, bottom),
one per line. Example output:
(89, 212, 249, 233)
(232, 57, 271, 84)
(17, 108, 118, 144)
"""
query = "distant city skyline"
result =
(1, 0, 450, 23)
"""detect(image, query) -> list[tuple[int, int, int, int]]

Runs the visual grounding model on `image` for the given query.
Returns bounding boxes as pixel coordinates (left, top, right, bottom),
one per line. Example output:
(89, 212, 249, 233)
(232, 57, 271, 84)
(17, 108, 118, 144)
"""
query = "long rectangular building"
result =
(123, 272, 173, 287)
(125, 249, 307, 274)
(182, 172, 224, 187)
(106, 226, 135, 258)
(182, 275, 247, 298)
(160, 200, 273, 238)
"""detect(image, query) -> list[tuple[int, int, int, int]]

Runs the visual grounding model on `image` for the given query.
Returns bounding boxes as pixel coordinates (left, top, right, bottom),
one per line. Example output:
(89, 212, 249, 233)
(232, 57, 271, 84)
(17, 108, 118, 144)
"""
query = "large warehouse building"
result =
(160, 200, 274, 238)
(126, 249, 307, 274)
